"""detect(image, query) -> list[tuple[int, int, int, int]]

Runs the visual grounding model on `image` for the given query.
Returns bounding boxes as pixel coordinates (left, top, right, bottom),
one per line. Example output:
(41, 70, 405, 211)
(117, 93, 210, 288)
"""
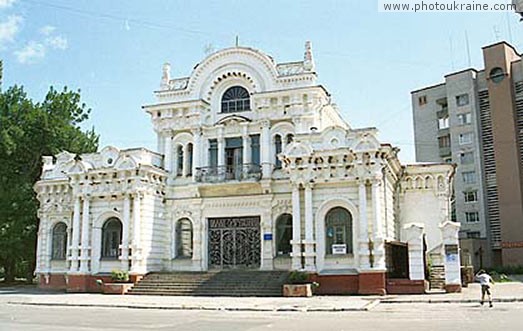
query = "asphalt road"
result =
(1, 302, 522, 331)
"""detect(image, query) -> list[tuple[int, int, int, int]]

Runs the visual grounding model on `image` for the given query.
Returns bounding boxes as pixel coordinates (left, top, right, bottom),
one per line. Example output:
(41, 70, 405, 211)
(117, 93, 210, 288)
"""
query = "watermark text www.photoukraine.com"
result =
(379, 0, 517, 12)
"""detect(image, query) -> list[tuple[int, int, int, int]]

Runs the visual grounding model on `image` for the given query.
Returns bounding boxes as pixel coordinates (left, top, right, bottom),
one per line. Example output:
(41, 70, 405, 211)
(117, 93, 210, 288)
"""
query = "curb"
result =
(379, 297, 523, 304)
(6, 301, 369, 312)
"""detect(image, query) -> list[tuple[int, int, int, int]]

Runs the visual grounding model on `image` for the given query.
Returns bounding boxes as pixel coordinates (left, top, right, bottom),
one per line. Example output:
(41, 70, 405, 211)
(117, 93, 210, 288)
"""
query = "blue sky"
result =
(1, 0, 522, 162)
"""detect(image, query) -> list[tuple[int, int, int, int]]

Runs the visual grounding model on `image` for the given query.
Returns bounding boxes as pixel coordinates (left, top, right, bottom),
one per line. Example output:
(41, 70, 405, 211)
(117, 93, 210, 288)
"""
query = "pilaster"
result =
(79, 196, 90, 273)
(303, 183, 316, 272)
(291, 184, 302, 270)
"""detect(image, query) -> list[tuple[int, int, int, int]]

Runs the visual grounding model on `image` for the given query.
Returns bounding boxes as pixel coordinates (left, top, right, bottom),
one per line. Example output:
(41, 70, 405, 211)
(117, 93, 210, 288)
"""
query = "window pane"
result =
(275, 214, 292, 255)
(176, 218, 193, 258)
(221, 86, 250, 113)
(250, 134, 260, 166)
(325, 207, 352, 254)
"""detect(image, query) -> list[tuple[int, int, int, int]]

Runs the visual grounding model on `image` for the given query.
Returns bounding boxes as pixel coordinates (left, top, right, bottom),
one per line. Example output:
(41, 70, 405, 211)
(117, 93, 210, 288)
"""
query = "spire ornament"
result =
(303, 41, 315, 72)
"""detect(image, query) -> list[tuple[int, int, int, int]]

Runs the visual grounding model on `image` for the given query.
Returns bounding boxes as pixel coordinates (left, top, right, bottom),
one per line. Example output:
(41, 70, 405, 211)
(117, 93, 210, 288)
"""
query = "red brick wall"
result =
(358, 272, 386, 295)
(386, 279, 427, 294)
(38, 274, 67, 290)
(309, 274, 359, 295)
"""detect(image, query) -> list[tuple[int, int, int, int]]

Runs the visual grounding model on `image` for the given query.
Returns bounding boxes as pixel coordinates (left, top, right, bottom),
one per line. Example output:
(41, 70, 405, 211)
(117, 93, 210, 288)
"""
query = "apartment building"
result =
(412, 41, 523, 268)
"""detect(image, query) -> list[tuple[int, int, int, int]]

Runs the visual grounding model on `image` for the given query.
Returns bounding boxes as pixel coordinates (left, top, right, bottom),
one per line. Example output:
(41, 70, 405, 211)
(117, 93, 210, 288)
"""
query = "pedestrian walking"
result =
(475, 269, 494, 307)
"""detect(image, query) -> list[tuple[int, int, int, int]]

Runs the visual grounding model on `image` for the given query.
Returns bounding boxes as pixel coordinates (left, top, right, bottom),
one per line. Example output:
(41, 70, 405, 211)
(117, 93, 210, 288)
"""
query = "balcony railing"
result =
(195, 164, 262, 183)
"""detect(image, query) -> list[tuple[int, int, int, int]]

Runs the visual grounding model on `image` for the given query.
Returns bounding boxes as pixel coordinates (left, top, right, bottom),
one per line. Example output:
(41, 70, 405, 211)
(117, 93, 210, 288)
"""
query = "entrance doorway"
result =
(225, 137, 243, 180)
(208, 216, 261, 269)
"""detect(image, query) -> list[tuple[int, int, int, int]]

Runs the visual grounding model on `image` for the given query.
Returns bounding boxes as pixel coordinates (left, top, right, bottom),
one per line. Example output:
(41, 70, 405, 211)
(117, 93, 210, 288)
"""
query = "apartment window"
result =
(438, 115, 450, 130)
(418, 95, 427, 106)
(464, 191, 478, 203)
(460, 151, 474, 164)
(459, 132, 473, 145)
(438, 135, 451, 148)
(467, 231, 481, 239)
(462, 171, 476, 184)
(456, 94, 469, 107)
(465, 212, 480, 223)
(457, 113, 472, 125)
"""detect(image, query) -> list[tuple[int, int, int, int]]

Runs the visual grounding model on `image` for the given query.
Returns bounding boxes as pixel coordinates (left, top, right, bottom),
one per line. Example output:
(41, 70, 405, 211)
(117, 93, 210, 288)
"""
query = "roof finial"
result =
(235, 35, 239, 47)
(161, 62, 171, 90)
(304, 40, 315, 72)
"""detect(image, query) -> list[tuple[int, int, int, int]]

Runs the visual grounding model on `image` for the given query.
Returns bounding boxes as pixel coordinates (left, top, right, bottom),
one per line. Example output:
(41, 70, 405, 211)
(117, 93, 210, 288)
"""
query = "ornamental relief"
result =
(204, 199, 260, 210)
(272, 199, 292, 216)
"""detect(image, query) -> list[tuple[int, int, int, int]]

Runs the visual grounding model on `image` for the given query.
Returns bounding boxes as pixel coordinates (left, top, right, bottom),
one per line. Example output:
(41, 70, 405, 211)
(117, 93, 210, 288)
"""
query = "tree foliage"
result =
(0, 85, 98, 282)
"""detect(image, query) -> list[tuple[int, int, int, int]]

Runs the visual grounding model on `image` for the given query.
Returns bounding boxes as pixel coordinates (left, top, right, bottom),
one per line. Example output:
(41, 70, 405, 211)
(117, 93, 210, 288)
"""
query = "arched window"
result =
(176, 145, 184, 176)
(175, 218, 193, 258)
(325, 207, 352, 255)
(221, 86, 250, 113)
(274, 134, 282, 169)
(275, 214, 292, 255)
(51, 222, 67, 260)
(102, 218, 122, 259)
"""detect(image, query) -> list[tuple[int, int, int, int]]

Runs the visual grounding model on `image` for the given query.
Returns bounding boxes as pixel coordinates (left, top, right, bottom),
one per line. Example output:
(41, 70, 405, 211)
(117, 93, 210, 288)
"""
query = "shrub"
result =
(110, 270, 130, 283)
(288, 271, 309, 284)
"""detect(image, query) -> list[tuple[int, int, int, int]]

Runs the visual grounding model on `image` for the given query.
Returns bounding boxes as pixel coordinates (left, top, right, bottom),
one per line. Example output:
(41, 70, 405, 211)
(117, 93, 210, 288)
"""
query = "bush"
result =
(288, 271, 309, 284)
(110, 270, 130, 283)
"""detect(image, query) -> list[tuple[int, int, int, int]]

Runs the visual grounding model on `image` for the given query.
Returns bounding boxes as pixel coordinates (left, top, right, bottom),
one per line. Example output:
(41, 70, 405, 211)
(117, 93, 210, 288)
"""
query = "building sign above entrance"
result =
(263, 233, 273, 240)
(332, 244, 347, 254)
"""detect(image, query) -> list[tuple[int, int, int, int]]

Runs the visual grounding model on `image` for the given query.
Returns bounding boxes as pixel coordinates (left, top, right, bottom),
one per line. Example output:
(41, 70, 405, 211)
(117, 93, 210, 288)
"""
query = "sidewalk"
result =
(380, 282, 523, 304)
(1, 282, 522, 312)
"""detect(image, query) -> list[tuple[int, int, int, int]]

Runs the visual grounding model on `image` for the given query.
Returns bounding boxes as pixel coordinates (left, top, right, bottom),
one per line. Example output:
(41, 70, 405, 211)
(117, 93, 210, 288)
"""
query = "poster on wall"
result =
(332, 244, 347, 254)
(445, 244, 459, 263)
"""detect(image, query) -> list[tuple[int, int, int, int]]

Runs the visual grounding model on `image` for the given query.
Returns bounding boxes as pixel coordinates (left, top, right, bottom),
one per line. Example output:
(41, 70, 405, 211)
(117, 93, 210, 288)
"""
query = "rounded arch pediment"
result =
(188, 47, 279, 99)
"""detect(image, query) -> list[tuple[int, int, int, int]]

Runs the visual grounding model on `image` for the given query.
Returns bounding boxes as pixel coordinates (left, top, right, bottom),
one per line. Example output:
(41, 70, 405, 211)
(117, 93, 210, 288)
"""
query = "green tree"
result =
(0, 85, 98, 282)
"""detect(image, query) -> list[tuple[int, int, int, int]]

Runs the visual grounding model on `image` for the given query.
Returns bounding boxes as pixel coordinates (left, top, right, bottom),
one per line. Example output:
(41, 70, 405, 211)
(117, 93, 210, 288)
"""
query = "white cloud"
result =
(39, 25, 56, 36)
(46, 35, 67, 50)
(0, 15, 22, 48)
(14, 41, 46, 64)
(0, 0, 17, 9)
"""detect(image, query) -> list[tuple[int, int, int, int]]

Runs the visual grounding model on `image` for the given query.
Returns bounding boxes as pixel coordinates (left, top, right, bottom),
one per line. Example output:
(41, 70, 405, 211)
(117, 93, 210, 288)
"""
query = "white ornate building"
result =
(35, 43, 461, 294)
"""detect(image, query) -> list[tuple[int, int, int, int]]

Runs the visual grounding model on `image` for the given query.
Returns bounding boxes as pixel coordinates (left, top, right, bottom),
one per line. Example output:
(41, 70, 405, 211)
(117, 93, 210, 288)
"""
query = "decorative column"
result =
(260, 210, 274, 270)
(69, 196, 81, 272)
(90, 225, 102, 275)
(359, 180, 370, 269)
(157, 132, 165, 156)
(303, 183, 316, 271)
(130, 193, 143, 274)
(164, 133, 173, 172)
(217, 126, 225, 168)
(35, 220, 44, 274)
(44, 219, 52, 272)
(182, 144, 190, 177)
(372, 179, 385, 270)
(260, 120, 271, 178)
(120, 194, 131, 272)
(440, 221, 462, 292)
(192, 129, 201, 181)
(403, 223, 426, 281)
(291, 184, 302, 270)
(242, 128, 251, 177)
(79, 196, 90, 273)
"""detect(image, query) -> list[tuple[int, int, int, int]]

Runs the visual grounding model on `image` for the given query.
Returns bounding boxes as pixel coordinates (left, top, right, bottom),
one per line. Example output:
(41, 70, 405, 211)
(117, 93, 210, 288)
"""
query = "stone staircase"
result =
(127, 270, 290, 297)
(429, 265, 446, 290)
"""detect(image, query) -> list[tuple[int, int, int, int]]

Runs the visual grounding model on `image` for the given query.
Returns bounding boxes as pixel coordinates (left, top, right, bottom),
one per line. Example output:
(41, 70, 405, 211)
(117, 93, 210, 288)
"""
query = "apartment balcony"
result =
(195, 164, 262, 183)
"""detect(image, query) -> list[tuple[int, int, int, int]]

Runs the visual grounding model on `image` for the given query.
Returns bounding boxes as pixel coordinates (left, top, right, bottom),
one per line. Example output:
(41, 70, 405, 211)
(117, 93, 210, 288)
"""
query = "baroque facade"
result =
(35, 43, 461, 294)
